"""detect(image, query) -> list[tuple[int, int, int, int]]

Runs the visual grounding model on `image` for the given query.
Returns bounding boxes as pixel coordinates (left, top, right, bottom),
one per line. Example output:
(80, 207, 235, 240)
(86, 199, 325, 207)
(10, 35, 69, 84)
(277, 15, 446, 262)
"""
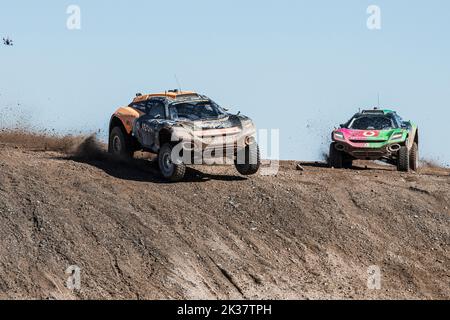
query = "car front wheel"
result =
(234, 143, 261, 176)
(397, 146, 410, 172)
(158, 143, 186, 182)
(409, 142, 419, 171)
(329, 143, 344, 169)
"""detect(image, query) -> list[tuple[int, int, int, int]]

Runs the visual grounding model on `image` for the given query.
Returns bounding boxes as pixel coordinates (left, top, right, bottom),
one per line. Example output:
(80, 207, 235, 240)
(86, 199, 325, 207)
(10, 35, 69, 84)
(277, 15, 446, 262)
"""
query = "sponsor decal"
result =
(363, 131, 377, 137)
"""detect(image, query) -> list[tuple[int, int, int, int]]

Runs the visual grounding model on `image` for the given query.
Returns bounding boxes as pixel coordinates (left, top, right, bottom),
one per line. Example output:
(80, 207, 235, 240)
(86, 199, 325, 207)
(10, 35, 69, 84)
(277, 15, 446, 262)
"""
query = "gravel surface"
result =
(0, 133, 448, 299)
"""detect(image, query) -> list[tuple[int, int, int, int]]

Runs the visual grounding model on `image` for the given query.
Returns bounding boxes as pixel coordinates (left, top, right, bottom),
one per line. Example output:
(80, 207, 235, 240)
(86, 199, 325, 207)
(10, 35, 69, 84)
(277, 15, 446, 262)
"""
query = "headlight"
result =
(241, 120, 255, 134)
(390, 133, 403, 140)
(334, 132, 345, 140)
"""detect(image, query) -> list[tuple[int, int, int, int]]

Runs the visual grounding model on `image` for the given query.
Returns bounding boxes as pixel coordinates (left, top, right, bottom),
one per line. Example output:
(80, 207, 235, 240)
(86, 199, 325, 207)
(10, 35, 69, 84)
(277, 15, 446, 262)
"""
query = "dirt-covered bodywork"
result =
(109, 90, 260, 181)
(329, 109, 419, 171)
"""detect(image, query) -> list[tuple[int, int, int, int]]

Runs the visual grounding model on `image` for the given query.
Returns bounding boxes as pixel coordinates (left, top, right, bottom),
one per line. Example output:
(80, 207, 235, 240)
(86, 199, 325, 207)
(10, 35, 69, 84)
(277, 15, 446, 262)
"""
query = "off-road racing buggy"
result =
(109, 90, 260, 181)
(329, 109, 419, 172)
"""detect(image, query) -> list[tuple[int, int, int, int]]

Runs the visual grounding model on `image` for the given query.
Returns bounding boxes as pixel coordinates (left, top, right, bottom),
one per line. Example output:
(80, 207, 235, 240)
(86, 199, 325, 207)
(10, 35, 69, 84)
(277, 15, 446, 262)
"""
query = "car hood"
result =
(176, 114, 249, 131)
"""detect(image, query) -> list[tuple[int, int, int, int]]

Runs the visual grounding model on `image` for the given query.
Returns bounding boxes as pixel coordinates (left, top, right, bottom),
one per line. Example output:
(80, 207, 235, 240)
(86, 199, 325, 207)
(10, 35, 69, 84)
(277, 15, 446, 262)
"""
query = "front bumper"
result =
(176, 126, 255, 150)
(333, 140, 402, 160)
(174, 126, 256, 164)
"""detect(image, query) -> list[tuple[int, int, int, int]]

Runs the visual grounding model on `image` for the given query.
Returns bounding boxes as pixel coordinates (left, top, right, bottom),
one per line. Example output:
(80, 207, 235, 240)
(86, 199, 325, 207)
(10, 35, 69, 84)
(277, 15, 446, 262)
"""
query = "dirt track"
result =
(0, 132, 449, 299)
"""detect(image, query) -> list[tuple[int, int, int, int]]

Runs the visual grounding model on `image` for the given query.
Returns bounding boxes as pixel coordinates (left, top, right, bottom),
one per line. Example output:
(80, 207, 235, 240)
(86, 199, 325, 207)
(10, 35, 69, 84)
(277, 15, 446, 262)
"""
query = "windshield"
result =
(169, 100, 227, 121)
(348, 115, 396, 130)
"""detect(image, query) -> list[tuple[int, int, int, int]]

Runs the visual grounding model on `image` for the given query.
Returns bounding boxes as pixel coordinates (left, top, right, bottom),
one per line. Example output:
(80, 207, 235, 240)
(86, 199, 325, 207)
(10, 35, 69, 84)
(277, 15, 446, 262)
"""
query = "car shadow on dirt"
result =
(298, 161, 395, 171)
(297, 161, 329, 168)
(57, 155, 247, 183)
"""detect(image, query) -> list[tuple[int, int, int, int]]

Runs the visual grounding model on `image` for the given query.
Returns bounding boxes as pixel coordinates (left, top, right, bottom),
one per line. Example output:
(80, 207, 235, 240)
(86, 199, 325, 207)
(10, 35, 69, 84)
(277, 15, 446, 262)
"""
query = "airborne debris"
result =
(2, 37, 13, 46)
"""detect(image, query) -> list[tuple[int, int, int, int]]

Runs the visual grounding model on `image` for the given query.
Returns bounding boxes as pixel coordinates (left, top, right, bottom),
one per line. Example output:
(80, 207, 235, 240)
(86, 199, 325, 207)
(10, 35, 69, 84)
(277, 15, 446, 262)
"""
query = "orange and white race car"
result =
(109, 90, 260, 181)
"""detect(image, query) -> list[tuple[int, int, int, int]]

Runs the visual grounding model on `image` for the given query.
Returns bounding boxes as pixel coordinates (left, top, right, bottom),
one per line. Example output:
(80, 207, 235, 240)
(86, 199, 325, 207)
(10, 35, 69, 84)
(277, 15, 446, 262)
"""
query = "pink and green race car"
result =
(329, 109, 419, 171)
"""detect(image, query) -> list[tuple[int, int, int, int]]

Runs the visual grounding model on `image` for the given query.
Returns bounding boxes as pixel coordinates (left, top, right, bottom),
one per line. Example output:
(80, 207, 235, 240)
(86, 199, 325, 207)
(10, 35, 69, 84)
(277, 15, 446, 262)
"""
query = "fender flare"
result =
(109, 115, 140, 151)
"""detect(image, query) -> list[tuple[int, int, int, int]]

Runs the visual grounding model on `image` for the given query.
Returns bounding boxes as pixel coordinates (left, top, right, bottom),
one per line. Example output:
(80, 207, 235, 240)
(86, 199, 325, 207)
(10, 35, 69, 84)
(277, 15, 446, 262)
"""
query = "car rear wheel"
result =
(235, 143, 261, 176)
(109, 127, 134, 158)
(329, 143, 344, 169)
(158, 143, 186, 182)
(409, 142, 419, 171)
(397, 146, 409, 172)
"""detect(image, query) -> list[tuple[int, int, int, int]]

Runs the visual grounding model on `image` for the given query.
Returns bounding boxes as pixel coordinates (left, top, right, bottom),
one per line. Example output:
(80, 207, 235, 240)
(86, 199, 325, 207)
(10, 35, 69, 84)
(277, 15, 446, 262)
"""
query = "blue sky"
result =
(1, 0, 449, 164)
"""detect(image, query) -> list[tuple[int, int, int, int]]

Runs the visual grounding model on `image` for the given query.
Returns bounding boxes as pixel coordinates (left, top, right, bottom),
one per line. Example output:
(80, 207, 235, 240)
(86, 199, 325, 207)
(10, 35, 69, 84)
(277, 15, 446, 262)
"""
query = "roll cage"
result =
(342, 111, 407, 129)
(128, 96, 226, 121)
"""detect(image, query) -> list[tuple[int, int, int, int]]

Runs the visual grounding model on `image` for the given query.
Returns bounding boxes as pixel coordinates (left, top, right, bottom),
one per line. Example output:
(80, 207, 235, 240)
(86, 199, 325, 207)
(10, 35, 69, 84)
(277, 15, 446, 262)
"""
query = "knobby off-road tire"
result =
(235, 143, 261, 176)
(158, 143, 186, 182)
(409, 142, 419, 171)
(397, 146, 410, 172)
(329, 143, 344, 169)
(342, 158, 353, 169)
(108, 127, 134, 159)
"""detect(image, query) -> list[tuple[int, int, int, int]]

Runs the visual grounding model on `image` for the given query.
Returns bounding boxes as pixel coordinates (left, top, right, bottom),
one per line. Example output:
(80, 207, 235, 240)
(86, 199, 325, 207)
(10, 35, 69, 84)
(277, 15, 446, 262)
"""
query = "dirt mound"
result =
(0, 132, 449, 300)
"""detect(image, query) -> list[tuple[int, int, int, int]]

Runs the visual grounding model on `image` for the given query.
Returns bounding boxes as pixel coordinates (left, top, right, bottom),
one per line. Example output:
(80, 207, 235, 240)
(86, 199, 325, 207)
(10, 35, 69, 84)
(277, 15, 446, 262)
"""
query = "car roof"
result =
(132, 90, 199, 103)
(360, 109, 395, 115)
(345, 109, 399, 125)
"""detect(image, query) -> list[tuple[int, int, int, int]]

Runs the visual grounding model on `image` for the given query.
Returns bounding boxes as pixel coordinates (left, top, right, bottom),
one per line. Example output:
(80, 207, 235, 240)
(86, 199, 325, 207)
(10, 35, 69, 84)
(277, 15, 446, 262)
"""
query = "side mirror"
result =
(223, 107, 230, 112)
(401, 121, 410, 129)
(339, 124, 345, 128)
(154, 114, 161, 119)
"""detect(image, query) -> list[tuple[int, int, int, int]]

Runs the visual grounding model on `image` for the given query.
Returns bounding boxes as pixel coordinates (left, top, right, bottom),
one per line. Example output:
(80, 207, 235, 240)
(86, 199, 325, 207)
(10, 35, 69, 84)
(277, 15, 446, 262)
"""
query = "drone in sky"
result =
(2, 37, 13, 46)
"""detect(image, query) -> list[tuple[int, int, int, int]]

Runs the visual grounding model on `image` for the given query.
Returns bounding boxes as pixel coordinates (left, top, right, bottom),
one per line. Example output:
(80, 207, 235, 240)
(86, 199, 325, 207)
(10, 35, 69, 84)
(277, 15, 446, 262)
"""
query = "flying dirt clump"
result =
(67, 134, 107, 160)
(420, 158, 446, 169)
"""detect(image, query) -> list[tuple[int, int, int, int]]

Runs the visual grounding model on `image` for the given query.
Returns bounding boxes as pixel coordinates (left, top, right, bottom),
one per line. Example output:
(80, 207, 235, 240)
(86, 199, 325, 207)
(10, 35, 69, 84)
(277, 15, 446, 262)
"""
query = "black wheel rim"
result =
(160, 149, 175, 177)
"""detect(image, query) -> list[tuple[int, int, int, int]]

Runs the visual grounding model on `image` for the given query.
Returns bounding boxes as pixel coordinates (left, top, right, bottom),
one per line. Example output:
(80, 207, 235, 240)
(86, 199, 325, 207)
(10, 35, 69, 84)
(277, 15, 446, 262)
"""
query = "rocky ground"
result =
(0, 132, 448, 299)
